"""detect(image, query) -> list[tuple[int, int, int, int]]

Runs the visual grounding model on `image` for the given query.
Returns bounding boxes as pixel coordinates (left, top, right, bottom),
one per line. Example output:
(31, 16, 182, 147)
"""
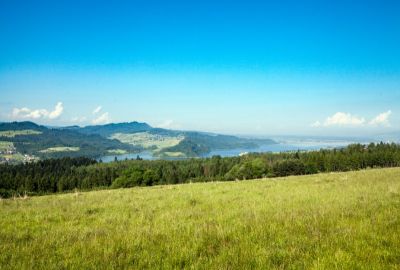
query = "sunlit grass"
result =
(110, 132, 183, 150)
(39, 146, 80, 153)
(0, 141, 13, 150)
(1, 168, 399, 269)
(106, 149, 128, 155)
(157, 151, 186, 157)
(0, 130, 42, 137)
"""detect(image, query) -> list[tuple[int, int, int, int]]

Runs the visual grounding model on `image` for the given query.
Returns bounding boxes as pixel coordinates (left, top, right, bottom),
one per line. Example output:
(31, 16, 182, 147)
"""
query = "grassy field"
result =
(0, 153, 25, 162)
(110, 132, 183, 150)
(0, 141, 13, 150)
(39, 146, 80, 153)
(157, 151, 186, 158)
(0, 130, 42, 137)
(107, 149, 128, 155)
(0, 141, 14, 160)
(0, 168, 399, 269)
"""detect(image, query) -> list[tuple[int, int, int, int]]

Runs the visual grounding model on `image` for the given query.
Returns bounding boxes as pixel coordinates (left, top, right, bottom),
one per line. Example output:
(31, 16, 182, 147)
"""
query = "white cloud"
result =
(323, 112, 365, 126)
(156, 120, 181, 129)
(71, 116, 87, 123)
(92, 106, 102, 114)
(48, 102, 64, 119)
(310, 121, 321, 127)
(12, 107, 41, 119)
(12, 102, 64, 120)
(312, 110, 393, 128)
(92, 112, 110, 125)
(73, 106, 111, 125)
(369, 110, 391, 127)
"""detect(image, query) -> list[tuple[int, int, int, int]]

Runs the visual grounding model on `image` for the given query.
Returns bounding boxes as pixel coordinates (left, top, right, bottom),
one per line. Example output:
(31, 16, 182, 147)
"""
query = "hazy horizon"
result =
(1, 0, 399, 137)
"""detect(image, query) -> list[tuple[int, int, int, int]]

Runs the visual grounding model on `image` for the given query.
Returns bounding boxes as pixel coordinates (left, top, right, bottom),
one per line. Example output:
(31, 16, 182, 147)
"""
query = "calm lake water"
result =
(201, 140, 354, 158)
(99, 139, 356, 163)
(99, 151, 156, 163)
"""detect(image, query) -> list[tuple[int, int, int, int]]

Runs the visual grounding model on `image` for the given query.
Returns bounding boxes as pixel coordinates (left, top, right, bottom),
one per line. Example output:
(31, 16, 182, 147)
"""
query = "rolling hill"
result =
(0, 122, 139, 160)
(0, 121, 277, 161)
(74, 123, 277, 157)
(67, 121, 153, 137)
(0, 168, 398, 269)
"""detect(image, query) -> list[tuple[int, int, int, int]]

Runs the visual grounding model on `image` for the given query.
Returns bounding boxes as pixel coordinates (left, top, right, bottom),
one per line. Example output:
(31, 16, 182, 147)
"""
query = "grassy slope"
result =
(39, 146, 80, 153)
(1, 168, 399, 269)
(0, 141, 13, 149)
(0, 130, 42, 137)
(110, 132, 183, 150)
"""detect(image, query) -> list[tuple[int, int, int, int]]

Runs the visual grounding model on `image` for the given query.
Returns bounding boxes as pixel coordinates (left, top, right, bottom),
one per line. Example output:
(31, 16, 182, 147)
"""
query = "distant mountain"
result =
(67, 122, 277, 157)
(0, 121, 277, 161)
(160, 132, 276, 157)
(70, 121, 152, 137)
(0, 121, 47, 132)
(0, 121, 139, 159)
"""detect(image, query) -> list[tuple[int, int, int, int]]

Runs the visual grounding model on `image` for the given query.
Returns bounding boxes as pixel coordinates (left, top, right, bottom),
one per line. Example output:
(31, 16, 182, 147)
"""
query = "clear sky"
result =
(0, 0, 399, 136)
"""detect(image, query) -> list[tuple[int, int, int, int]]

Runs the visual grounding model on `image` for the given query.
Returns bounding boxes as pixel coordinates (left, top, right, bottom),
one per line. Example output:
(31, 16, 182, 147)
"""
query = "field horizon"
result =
(1, 167, 399, 269)
(1, 1, 399, 268)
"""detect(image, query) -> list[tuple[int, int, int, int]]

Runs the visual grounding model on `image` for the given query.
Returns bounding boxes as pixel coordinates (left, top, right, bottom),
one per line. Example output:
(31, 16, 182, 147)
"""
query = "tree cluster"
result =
(1, 143, 399, 198)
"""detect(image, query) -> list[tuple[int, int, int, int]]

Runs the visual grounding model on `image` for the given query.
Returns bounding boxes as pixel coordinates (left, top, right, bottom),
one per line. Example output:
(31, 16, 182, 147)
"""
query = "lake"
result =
(99, 138, 357, 162)
(201, 139, 355, 158)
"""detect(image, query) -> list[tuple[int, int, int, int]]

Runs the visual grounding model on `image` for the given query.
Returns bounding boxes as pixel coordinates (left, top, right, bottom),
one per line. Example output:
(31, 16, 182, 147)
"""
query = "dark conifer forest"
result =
(1, 142, 399, 198)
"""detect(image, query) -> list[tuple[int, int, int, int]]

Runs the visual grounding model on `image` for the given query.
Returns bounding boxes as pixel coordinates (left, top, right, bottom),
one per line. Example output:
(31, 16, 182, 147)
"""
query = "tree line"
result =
(1, 142, 400, 198)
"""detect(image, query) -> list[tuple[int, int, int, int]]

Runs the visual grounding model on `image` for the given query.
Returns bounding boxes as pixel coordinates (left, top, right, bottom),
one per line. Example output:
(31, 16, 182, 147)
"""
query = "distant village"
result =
(0, 145, 16, 155)
(0, 145, 37, 164)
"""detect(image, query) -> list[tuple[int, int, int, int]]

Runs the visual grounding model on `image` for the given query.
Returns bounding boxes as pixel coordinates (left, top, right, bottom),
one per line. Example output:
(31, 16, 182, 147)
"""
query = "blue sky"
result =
(0, 0, 399, 136)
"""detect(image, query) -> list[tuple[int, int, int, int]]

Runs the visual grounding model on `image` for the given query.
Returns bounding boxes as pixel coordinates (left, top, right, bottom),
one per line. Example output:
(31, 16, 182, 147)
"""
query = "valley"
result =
(0, 121, 278, 162)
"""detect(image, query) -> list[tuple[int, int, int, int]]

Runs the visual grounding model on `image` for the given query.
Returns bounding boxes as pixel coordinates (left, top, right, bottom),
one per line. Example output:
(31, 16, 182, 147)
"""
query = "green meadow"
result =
(0, 130, 42, 138)
(107, 149, 128, 155)
(0, 141, 13, 150)
(110, 132, 183, 150)
(39, 146, 80, 153)
(0, 168, 399, 269)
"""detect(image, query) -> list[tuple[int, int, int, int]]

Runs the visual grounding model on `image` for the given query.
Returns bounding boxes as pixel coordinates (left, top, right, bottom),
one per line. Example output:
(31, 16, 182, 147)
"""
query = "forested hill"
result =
(0, 121, 277, 161)
(160, 132, 276, 157)
(0, 121, 47, 132)
(66, 122, 277, 157)
(1, 142, 399, 198)
(0, 122, 138, 159)
(67, 121, 152, 137)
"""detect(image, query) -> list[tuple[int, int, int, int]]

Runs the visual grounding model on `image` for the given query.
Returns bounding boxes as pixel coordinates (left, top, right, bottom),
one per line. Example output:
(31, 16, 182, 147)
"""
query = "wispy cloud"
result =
(12, 102, 64, 120)
(48, 102, 64, 119)
(369, 110, 392, 127)
(310, 121, 321, 127)
(92, 112, 110, 125)
(71, 116, 87, 123)
(70, 105, 110, 125)
(323, 112, 365, 126)
(92, 106, 102, 114)
(312, 110, 392, 128)
(156, 120, 181, 129)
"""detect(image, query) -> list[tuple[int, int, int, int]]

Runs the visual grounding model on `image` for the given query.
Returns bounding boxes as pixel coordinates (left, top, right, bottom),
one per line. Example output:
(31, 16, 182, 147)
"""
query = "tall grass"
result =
(1, 168, 399, 269)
